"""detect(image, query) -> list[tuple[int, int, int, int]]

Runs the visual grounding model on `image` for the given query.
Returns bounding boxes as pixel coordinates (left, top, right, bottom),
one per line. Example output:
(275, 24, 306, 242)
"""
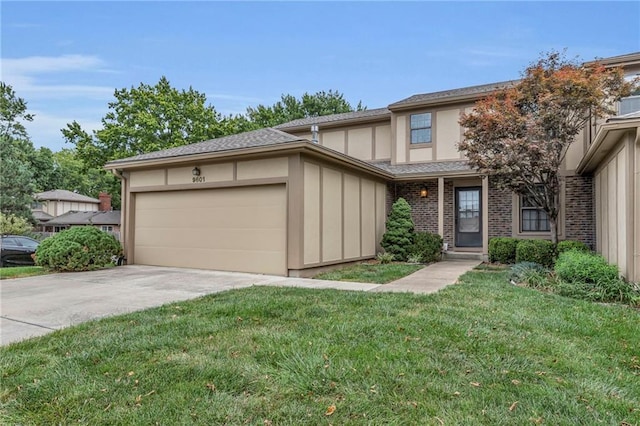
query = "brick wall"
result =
(563, 175, 595, 248)
(443, 182, 454, 248)
(390, 181, 439, 235)
(488, 178, 512, 238)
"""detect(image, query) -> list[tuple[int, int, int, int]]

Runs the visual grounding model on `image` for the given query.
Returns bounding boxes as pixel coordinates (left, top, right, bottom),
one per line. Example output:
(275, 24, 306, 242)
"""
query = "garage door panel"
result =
(134, 185, 287, 275)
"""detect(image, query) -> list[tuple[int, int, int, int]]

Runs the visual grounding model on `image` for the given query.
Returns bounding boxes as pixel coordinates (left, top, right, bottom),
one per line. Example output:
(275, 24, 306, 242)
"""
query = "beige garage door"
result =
(134, 185, 287, 275)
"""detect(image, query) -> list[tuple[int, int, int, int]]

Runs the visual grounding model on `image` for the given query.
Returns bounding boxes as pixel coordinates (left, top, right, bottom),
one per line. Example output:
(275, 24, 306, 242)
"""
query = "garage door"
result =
(133, 185, 287, 275)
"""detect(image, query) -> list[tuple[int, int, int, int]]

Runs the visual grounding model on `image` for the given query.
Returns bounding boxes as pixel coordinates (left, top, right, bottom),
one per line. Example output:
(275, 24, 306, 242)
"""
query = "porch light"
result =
(192, 167, 201, 176)
(420, 186, 428, 198)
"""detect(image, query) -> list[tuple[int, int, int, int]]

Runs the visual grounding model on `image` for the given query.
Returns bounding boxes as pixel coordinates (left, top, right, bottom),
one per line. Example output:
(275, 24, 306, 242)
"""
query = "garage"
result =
(133, 184, 287, 276)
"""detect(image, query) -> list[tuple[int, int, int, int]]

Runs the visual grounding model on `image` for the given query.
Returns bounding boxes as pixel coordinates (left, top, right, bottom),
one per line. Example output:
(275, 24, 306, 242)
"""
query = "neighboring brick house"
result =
(105, 52, 640, 282)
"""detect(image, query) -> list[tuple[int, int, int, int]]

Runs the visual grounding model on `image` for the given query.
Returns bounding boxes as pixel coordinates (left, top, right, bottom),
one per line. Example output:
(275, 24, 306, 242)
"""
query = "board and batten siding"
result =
(302, 160, 386, 267)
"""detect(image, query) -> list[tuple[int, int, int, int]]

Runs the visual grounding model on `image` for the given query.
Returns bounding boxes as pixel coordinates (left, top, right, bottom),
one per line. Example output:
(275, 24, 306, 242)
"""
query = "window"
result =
(520, 191, 550, 232)
(410, 112, 432, 143)
(619, 75, 640, 115)
(101, 225, 114, 232)
(53, 226, 67, 233)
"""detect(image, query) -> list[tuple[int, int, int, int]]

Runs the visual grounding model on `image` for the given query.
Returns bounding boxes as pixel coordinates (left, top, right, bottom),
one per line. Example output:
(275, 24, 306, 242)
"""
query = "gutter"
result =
(576, 119, 640, 174)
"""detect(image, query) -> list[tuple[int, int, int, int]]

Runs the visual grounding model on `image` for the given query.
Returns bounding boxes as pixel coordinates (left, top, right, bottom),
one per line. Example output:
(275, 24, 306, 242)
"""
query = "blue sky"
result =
(2, 1, 639, 152)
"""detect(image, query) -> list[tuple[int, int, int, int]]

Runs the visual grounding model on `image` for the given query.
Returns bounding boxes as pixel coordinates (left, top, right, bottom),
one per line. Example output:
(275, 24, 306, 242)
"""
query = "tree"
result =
(458, 51, 633, 243)
(63, 76, 231, 168)
(246, 90, 364, 128)
(381, 198, 415, 261)
(0, 212, 32, 235)
(0, 82, 33, 140)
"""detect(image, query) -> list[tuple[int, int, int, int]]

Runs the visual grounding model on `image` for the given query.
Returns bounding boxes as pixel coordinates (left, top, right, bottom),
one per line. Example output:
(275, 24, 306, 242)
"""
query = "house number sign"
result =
(192, 176, 206, 183)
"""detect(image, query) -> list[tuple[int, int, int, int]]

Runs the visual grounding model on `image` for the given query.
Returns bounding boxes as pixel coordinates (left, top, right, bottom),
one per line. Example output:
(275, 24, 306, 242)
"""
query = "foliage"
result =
(410, 231, 443, 263)
(314, 262, 422, 284)
(380, 198, 415, 261)
(509, 261, 550, 288)
(246, 90, 364, 128)
(376, 252, 395, 264)
(556, 239, 590, 255)
(2, 277, 639, 424)
(488, 237, 519, 264)
(35, 226, 122, 272)
(0, 213, 32, 235)
(406, 253, 423, 264)
(459, 51, 634, 243)
(554, 250, 639, 305)
(0, 82, 34, 140)
(515, 239, 556, 267)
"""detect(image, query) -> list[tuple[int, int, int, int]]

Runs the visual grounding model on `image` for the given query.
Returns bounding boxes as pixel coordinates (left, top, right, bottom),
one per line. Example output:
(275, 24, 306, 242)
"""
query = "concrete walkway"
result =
(372, 259, 481, 293)
(1, 260, 478, 345)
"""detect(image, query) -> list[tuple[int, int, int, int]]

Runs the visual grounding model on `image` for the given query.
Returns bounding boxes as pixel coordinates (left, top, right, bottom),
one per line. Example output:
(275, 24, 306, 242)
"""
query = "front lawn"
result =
(313, 262, 423, 284)
(1, 271, 638, 425)
(0, 266, 48, 280)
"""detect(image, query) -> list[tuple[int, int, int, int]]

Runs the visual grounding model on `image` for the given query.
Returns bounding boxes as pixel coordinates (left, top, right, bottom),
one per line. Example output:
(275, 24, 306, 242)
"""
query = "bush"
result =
(410, 232, 442, 263)
(515, 239, 556, 268)
(554, 250, 639, 304)
(488, 237, 519, 264)
(380, 198, 415, 261)
(556, 240, 590, 255)
(376, 252, 395, 264)
(509, 262, 550, 288)
(36, 226, 122, 272)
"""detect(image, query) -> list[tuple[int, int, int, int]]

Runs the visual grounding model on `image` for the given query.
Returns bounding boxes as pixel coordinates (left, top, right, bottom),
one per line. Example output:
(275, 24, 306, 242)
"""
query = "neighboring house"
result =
(105, 52, 640, 282)
(32, 190, 121, 238)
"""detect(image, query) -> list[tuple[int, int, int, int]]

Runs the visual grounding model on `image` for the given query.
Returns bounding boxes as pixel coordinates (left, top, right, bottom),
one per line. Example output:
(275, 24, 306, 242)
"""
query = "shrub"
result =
(509, 262, 550, 288)
(36, 226, 122, 272)
(515, 239, 556, 268)
(380, 198, 414, 261)
(406, 253, 423, 264)
(410, 232, 443, 263)
(376, 252, 395, 264)
(0, 212, 32, 235)
(556, 240, 590, 255)
(488, 237, 519, 264)
(554, 250, 639, 304)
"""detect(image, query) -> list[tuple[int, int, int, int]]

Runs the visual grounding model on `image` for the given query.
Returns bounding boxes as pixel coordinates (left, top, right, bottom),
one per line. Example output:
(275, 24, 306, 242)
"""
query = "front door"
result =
(455, 187, 482, 247)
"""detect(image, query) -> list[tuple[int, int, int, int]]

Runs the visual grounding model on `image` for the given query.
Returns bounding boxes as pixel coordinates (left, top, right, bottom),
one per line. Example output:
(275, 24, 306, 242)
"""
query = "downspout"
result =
(111, 169, 127, 265)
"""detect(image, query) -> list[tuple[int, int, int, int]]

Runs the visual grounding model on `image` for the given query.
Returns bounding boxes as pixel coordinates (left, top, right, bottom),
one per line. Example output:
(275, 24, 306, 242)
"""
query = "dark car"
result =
(1, 235, 40, 267)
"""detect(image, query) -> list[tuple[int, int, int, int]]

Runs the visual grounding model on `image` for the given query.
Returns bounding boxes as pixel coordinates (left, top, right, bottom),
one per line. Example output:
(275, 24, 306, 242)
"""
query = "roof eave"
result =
(388, 93, 486, 112)
(277, 114, 391, 132)
(576, 119, 640, 174)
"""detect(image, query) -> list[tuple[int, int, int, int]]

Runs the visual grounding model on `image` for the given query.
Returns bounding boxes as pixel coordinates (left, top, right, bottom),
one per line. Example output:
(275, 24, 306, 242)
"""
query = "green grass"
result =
(314, 262, 423, 284)
(1, 271, 639, 425)
(0, 266, 48, 280)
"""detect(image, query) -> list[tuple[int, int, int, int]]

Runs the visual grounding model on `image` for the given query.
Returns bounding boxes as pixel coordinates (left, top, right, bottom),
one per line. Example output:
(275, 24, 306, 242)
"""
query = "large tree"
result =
(246, 90, 364, 128)
(458, 51, 633, 243)
(63, 76, 233, 168)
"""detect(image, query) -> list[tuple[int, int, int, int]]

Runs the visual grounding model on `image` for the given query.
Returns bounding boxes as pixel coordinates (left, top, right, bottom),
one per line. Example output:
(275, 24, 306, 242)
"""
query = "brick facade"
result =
(563, 175, 595, 248)
(391, 181, 439, 234)
(487, 178, 512, 239)
(443, 182, 454, 248)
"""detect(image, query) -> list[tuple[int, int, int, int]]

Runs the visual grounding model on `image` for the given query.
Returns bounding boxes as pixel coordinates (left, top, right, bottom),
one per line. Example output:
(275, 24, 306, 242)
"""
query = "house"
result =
(33, 190, 121, 238)
(105, 52, 640, 282)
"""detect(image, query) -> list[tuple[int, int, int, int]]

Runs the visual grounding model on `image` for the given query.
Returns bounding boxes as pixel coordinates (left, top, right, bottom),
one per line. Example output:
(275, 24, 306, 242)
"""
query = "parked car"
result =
(0, 235, 40, 267)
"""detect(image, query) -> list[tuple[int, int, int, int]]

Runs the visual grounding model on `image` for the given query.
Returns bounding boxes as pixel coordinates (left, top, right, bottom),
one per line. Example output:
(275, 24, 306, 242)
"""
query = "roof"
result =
(274, 108, 391, 130)
(389, 80, 519, 110)
(32, 211, 54, 222)
(371, 160, 472, 177)
(35, 189, 100, 203)
(586, 52, 640, 67)
(45, 211, 121, 226)
(107, 128, 305, 165)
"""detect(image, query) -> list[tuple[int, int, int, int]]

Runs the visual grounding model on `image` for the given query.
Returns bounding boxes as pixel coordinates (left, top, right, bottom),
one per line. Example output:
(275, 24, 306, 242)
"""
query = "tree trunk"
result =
(549, 219, 559, 244)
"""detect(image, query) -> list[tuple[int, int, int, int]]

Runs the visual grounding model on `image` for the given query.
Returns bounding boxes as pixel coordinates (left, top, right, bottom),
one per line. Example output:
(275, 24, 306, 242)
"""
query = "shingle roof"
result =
(389, 80, 518, 109)
(35, 189, 100, 203)
(45, 211, 121, 226)
(371, 160, 471, 176)
(32, 211, 54, 222)
(274, 108, 391, 130)
(107, 128, 306, 165)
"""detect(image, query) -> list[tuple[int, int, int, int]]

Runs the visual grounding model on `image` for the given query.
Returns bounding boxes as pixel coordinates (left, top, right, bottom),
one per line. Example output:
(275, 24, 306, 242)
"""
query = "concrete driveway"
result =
(0, 265, 379, 346)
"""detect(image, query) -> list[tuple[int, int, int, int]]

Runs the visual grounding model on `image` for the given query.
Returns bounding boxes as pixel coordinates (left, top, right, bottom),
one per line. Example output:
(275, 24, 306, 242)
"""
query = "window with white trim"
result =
(101, 225, 114, 232)
(520, 190, 550, 232)
(619, 75, 640, 115)
(410, 112, 432, 143)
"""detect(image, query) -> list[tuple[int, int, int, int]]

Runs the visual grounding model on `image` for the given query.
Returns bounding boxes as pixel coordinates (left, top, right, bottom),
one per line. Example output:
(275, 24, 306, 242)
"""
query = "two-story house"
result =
(105, 52, 640, 282)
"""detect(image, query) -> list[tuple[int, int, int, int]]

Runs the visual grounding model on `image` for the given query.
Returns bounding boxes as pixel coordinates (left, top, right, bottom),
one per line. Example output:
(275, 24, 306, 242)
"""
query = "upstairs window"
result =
(410, 112, 432, 143)
(619, 75, 640, 115)
(520, 190, 550, 232)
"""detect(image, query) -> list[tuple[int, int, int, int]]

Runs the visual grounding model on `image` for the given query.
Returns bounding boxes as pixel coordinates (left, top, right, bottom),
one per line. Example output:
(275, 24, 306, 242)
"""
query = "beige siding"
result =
(347, 128, 373, 161)
(375, 183, 387, 251)
(410, 147, 433, 162)
(237, 157, 288, 180)
(322, 130, 346, 153)
(130, 169, 165, 187)
(343, 173, 361, 259)
(375, 125, 391, 160)
(361, 180, 376, 257)
(133, 185, 287, 275)
(322, 167, 343, 262)
(635, 136, 640, 283)
(436, 108, 462, 160)
(167, 163, 234, 185)
(303, 163, 321, 265)
(395, 116, 407, 163)
(565, 129, 587, 172)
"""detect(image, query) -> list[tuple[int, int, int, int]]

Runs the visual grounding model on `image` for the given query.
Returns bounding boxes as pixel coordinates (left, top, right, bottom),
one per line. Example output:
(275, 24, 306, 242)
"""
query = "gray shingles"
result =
(107, 128, 306, 165)
(35, 189, 100, 203)
(274, 108, 391, 130)
(45, 211, 121, 226)
(389, 80, 518, 108)
(371, 160, 471, 176)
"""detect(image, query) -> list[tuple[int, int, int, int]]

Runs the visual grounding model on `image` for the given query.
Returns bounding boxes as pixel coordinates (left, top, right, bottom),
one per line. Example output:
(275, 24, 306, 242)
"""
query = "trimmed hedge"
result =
(556, 240, 590, 255)
(515, 239, 556, 268)
(411, 232, 443, 263)
(381, 198, 415, 261)
(36, 226, 122, 272)
(488, 237, 519, 264)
